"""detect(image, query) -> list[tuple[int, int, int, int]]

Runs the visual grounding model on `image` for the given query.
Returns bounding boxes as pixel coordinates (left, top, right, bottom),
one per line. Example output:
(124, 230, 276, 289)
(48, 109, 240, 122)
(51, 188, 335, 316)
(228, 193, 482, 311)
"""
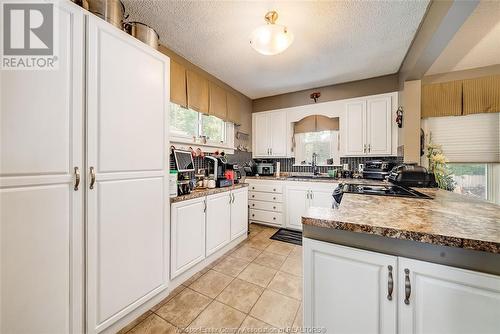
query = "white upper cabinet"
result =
(85, 14, 170, 333)
(343, 93, 396, 157)
(252, 110, 288, 158)
(398, 257, 500, 334)
(0, 2, 85, 333)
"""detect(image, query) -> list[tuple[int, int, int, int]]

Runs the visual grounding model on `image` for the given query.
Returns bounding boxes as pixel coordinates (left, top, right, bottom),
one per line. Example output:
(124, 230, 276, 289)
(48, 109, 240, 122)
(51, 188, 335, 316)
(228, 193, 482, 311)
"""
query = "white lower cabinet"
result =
(304, 238, 500, 334)
(170, 188, 248, 279)
(285, 183, 337, 231)
(171, 198, 206, 279)
(231, 187, 249, 240)
(206, 192, 232, 256)
(398, 257, 500, 334)
(304, 238, 397, 334)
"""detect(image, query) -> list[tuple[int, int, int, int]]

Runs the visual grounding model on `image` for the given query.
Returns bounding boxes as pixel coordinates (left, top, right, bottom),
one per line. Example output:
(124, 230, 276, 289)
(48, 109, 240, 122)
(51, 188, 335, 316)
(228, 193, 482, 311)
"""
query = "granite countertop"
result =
(245, 175, 387, 186)
(170, 183, 249, 203)
(302, 188, 500, 254)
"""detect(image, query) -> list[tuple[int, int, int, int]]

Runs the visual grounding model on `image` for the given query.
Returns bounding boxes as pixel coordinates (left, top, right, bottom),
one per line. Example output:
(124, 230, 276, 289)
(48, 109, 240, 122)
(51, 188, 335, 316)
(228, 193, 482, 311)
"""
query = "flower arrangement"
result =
(426, 137, 456, 191)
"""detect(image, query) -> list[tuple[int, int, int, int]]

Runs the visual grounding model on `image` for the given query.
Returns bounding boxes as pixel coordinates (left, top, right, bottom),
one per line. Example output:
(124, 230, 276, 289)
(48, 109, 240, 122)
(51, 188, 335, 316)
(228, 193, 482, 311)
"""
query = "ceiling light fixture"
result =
(250, 10, 294, 56)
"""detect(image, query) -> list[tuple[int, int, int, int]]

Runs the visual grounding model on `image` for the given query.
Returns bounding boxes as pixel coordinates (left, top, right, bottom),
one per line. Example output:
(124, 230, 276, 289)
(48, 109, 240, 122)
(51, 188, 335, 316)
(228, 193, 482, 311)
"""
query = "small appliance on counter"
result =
(362, 160, 397, 180)
(256, 162, 274, 176)
(204, 155, 234, 187)
(243, 160, 258, 176)
(388, 164, 437, 188)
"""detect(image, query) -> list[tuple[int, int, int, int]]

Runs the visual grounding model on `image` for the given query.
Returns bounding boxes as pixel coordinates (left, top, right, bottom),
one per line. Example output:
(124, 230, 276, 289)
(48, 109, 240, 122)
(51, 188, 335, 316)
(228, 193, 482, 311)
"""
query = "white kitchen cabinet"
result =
(230, 187, 249, 240)
(304, 238, 398, 334)
(285, 183, 337, 231)
(398, 257, 500, 334)
(206, 192, 232, 256)
(86, 14, 170, 333)
(343, 94, 394, 156)
(252, 110, 288, 158)
(0, 2, 85, 333)
(171, 198, 206, 279)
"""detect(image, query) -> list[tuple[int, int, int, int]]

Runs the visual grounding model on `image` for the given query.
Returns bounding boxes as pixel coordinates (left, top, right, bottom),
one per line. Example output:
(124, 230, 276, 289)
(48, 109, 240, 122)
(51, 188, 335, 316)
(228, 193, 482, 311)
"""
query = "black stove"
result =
(342, 184, 432, 199)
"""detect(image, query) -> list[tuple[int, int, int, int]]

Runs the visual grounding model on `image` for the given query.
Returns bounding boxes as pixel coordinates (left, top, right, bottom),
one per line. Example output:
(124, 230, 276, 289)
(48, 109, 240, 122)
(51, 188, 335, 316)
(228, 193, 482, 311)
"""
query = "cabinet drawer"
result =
(249, 200, 282, 212)
(249, 191, 283, 202)
(247, 183, 283, 193)
(249, 209, 283, 225)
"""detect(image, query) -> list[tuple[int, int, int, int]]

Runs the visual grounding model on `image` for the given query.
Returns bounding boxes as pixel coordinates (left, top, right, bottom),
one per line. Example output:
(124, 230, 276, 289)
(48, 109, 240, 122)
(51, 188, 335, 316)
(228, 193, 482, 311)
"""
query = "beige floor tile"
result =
(190, 270, 233, 298)
(118, 311, 153, 334)
(293, 304, 303, 329)
(183, 271, 203, 286)
(155, 288, 212, 328)
(150, 285, 186, 312)
(245, 236, 272, 250)
(238, 263, 277, 288)
(253, 251, 287, 270)
(187, 301, 246, 333)
(128, 314, 177, 334)
(213, 256, 250, 277)
(249, 224, 265, 233)
(238, 316, 276, 333)
(258, 228, 278, 238)
(265, 241, 294, 256)
(231, 245, 262, 262)
(289, 246, 303, 260)
(280, 257, 303, 277)
(248, 230, 260, 239)
(216, 278, 264, 313)
(268, 271, 302, 300)
(250, 290, 300, 329)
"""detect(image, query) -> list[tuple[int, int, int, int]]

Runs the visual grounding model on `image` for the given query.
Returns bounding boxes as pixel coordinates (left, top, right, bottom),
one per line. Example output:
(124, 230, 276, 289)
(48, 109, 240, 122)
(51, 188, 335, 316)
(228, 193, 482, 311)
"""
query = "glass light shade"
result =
(250, 24, 294, 55)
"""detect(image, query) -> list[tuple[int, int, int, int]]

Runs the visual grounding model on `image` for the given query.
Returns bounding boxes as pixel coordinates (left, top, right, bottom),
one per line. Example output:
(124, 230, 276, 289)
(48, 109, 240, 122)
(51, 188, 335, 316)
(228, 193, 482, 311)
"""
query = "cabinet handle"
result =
(232, 193, 235, 203)
(311, 191, 314, 199)
(203, 199, 207, 213)
(368, 144, 371, 153)
(229, 194, 232, 204)
(404, 268, 411, 305)
(363, 144, 366, 153)
(73, 167, 80, 191)
(89, 166, 96, 190)
(387, 265, 393, 301)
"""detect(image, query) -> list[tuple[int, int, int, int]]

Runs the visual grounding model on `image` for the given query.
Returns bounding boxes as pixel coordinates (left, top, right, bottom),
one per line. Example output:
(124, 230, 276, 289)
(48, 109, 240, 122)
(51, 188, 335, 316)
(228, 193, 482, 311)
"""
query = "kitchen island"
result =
(302, 188, 500, 334)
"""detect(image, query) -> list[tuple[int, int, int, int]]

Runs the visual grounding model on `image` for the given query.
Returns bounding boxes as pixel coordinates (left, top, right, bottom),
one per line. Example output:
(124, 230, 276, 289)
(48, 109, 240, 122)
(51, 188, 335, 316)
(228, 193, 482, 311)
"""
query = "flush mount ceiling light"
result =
(250, 10, 294, 56)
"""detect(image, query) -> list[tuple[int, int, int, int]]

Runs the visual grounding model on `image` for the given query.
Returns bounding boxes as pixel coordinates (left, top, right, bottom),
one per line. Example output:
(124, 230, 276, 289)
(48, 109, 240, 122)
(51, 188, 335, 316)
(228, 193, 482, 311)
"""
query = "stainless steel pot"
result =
(124, 22, 159, 50)
(88, 0, 125, 29)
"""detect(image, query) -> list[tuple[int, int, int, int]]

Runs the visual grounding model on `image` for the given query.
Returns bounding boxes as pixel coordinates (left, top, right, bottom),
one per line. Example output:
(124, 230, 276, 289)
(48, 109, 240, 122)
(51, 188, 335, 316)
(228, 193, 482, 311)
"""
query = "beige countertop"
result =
(170, 183, 249, 203)
(302, 188, 500, 254)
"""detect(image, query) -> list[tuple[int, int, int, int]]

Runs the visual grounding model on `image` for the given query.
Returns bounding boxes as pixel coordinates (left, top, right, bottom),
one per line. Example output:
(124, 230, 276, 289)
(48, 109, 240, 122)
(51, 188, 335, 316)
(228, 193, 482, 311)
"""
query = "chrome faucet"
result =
(312, 152, 320, 175)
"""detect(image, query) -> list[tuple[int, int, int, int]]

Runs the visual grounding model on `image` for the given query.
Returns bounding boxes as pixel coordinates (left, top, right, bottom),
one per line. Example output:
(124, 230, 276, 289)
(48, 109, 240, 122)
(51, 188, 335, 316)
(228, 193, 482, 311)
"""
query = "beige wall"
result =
(402, 80, 422, 164)
(252, 74, 399, 112)
(158, 45, 253, 150)
(422, 64, 500, 84)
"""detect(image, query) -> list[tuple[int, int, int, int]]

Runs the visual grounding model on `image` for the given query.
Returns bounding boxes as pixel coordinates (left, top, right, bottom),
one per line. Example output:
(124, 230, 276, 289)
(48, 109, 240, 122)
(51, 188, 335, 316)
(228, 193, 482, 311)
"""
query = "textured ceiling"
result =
(122, 1, 430, 99)
(426, 0, 500, 75)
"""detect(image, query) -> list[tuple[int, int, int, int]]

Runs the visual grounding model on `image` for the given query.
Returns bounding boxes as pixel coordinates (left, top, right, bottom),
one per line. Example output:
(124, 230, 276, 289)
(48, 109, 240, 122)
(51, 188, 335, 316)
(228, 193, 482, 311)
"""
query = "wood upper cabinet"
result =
(187, 70, 209, 114)
(170, 60, 187, 107)
(209, 82, 227, 120)
(226, 92, 241, 125)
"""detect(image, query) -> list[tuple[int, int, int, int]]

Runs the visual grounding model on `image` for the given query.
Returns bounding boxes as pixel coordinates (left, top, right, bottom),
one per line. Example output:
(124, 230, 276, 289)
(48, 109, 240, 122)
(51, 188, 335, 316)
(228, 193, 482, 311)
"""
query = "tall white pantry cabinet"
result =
(0, 2, 170, 334)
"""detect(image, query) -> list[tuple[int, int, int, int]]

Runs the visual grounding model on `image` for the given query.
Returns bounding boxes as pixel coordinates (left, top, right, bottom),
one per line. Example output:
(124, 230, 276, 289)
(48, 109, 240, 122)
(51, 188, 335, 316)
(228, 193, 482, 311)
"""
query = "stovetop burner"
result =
(342, 184, 432, 199)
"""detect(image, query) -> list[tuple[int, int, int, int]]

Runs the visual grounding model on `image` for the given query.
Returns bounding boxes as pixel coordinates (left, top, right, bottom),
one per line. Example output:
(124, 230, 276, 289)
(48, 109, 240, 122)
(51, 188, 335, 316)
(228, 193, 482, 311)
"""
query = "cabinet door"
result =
(231, 188, 249, 240)
(304, 238, 397, 334)
(270, 111, 287, 157)
(0, 3, 84, 333)
(206, 192, 232, 256)
(253, 113, 270, 157)
(367, 96, 392, 155)
(285, 185, 310, 231)
(344, 100, 367, 156)
(398, 257, 500, 334)
(171, 198, 206, 278)
(310, 186, 337, 209)
(86, 15, 170, 333)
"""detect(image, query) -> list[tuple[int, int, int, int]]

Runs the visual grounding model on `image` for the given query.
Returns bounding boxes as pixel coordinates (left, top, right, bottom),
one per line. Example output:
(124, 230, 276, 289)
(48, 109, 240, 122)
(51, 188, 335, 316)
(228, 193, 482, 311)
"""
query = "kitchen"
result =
(1, 1, 499, 334)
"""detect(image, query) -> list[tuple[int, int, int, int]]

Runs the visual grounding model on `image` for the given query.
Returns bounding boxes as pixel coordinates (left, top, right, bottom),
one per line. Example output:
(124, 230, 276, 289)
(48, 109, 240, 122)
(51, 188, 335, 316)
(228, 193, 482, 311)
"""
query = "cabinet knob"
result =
(273, 197, 276, 200)
(252, 214, 255, 217)
(273, 188, 276, 191)
(273, 206, 276, 209)
(273, 217, 276, 220)
(252, 195, 255, 198)
(252, 187, 255, 189)
(252, 204, 255, 206)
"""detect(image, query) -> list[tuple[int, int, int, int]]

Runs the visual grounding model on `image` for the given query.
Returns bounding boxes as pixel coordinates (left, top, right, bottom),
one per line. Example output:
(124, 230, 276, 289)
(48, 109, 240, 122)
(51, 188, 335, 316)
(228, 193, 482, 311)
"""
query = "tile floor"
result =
(119, 224, 303, 334)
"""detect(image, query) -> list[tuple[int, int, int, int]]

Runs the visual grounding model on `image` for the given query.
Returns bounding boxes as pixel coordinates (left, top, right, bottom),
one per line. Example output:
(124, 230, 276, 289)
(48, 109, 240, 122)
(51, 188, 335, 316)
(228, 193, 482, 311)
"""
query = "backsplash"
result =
(339, 156, 403, 170)
(169, 150, 252, 177)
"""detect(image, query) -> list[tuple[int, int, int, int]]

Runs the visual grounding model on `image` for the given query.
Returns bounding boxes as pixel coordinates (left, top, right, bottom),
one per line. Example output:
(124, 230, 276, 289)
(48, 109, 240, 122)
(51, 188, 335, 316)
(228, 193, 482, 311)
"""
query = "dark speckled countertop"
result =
(302, 188, 500, 254)
(170, 183, 249, 203)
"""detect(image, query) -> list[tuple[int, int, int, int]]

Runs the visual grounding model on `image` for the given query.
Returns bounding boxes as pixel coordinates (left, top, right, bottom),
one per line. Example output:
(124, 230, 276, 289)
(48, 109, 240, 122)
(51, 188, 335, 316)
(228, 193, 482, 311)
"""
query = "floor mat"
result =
(270, 228, 302, 246)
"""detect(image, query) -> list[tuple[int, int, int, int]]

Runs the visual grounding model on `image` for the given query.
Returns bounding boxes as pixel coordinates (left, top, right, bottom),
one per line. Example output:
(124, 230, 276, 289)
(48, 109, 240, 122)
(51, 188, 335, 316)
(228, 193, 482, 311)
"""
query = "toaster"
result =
(256, 163, 274, 176)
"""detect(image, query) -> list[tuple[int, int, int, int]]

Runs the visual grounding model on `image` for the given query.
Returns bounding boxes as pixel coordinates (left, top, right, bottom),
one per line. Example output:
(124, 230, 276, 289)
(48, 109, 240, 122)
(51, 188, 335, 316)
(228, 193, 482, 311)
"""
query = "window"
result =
(294, 130, 339, 165)
(449, 163, 487, 200)
(170, 103, 228, 145)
